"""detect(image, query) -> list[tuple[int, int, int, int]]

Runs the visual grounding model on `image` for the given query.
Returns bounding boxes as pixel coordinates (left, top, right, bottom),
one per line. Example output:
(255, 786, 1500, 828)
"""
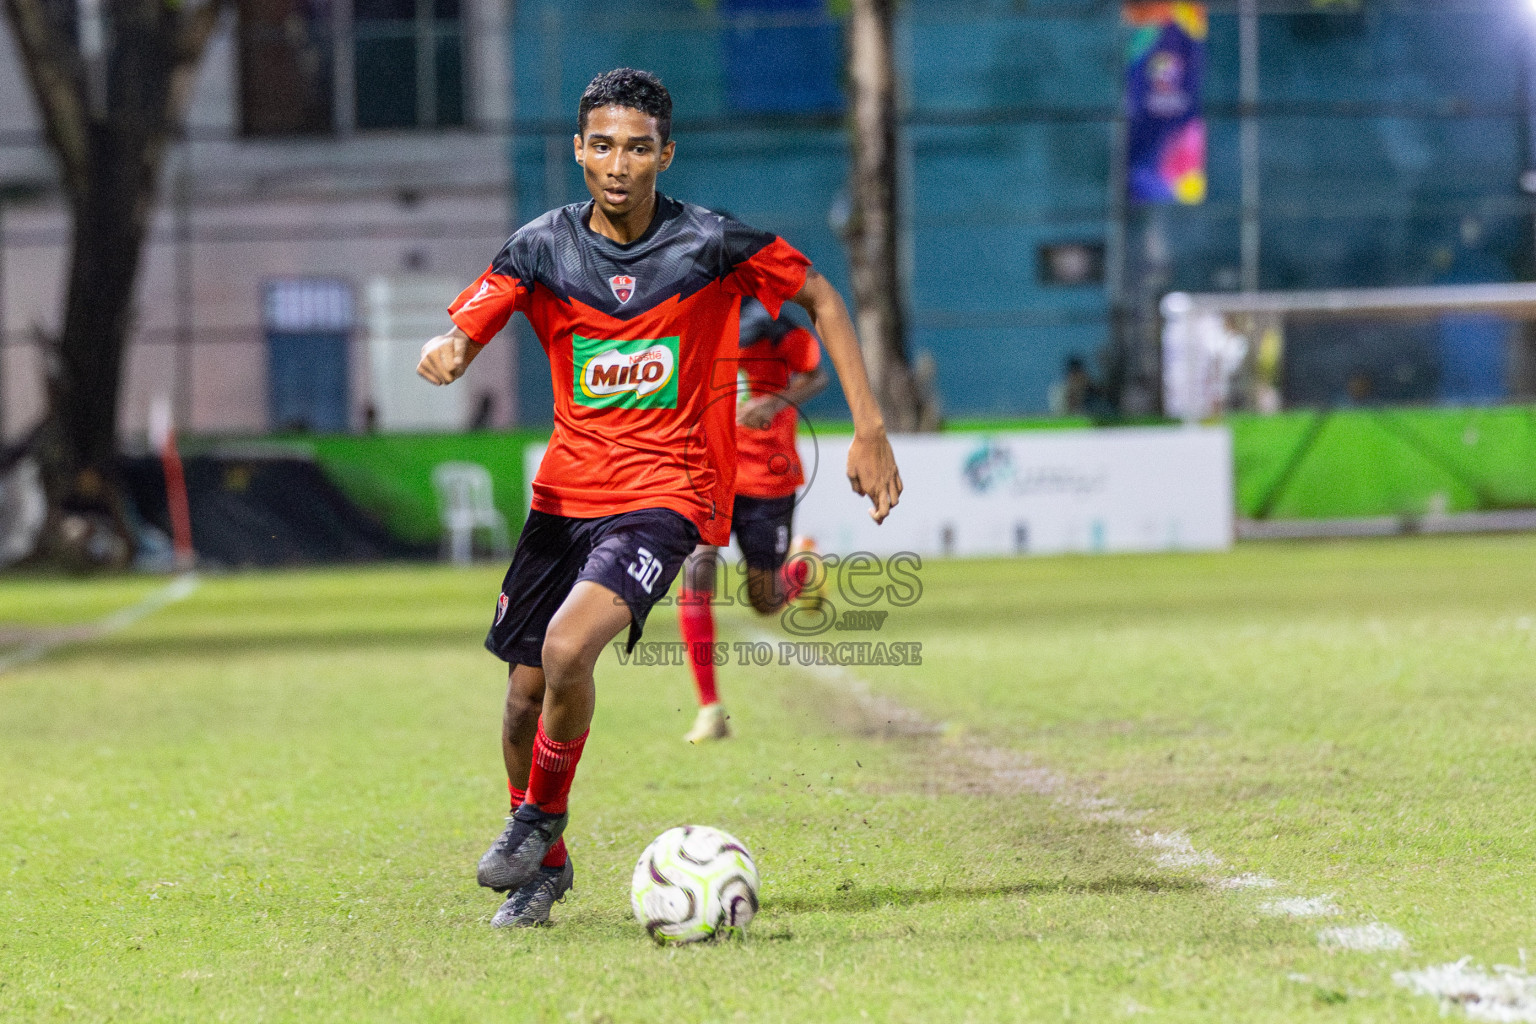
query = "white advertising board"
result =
(791, 426, 1233, 557)
(522, 425, 1233, 558)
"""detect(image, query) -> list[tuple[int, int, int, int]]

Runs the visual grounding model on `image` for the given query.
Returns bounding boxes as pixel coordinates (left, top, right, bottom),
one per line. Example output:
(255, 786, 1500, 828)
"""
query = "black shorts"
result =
(486, 507, 699, 667)
(732, 493, 796, 571)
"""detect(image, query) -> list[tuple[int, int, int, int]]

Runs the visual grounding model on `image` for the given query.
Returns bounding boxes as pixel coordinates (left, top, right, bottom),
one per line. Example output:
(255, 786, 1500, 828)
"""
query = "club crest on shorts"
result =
(609, 274, 636, 304)
(495, 592, 509, 625)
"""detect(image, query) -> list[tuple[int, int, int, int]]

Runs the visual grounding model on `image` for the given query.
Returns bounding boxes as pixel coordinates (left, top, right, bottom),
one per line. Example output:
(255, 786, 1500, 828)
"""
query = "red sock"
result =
(527, 719, 587, 816)
(780, 557, 811, 603)
(678, 589, 719, 707)
(509, 780, 568, 867)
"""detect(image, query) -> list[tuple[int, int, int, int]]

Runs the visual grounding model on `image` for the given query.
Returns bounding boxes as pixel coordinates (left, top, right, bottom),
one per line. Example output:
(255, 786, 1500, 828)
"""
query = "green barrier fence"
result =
(262, 430, 550, 546)
(1231, 406, 1536, 520)
(231, 405, 1536, 545)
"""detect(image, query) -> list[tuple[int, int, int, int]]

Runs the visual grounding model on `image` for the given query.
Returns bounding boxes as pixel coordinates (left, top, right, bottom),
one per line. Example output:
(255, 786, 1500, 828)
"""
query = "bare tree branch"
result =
(169, 0, 228, 122)
(2, 0, 88, 191)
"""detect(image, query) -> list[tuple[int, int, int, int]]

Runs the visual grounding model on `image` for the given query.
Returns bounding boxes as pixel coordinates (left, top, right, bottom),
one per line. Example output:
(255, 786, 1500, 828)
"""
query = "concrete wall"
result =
(0, 0, 515, 445)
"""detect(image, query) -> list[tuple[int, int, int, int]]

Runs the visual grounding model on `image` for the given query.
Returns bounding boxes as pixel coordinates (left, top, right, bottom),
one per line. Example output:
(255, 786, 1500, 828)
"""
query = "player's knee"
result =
(540, 629, 597, 687)
(504, 686, 541, 732)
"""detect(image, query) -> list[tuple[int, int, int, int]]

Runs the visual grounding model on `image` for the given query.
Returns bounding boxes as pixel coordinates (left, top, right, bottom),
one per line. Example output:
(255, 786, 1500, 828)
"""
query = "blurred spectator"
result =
(468, 393, 495, 431)
(1049, 355, 1096, 416)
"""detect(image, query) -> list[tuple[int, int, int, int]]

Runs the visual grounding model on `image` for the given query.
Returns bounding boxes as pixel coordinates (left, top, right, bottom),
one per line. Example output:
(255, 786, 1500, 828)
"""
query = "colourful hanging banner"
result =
(1124, 2, 1207, 205)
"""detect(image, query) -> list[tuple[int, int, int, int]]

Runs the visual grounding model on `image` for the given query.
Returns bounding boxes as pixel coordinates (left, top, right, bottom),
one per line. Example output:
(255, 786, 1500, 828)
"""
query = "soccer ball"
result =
(630, 825, 759, 944)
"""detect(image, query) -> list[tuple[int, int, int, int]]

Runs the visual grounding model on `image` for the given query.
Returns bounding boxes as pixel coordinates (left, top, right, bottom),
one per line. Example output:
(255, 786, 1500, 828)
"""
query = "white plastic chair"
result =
(431, 461, 511, 564)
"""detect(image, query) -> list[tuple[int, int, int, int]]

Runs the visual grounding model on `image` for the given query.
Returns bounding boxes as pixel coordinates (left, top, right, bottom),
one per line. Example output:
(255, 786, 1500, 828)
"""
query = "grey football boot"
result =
(491, 858, 575, 928)
(476, 803, 569, 892)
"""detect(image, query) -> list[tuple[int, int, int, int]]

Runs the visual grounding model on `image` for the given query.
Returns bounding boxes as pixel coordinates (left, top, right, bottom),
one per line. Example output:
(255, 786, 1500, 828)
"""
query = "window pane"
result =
(238, 0, 334, 136)
(355, 32, 418, 128)
(435, 32, 465, 127)
(354, 0, 413, 21)
(721, 0, 843, 114)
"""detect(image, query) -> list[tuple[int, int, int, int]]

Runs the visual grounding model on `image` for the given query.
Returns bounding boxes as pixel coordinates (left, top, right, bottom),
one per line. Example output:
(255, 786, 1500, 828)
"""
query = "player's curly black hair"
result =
(577, 68, 673, 142)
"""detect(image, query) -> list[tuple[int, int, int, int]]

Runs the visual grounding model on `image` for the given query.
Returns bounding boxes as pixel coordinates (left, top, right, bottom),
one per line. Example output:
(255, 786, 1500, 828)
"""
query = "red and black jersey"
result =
(448, 195, 810, 546)
(736, 298, 821, 499)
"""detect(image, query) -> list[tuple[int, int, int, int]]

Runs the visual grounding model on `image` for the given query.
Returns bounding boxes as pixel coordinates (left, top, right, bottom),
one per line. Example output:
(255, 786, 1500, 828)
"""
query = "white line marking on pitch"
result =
(1132, 830, 1224, 870)
(1318, 923, 1408, 952)
(0, 573, 199, 675)
(748, 626, 1435, 1004)
(1261, 895, 1340, 917)
(747, 629, 1231, 879)
(1395, 957, 1536, 1023)
(1219, 873, 1278, 890)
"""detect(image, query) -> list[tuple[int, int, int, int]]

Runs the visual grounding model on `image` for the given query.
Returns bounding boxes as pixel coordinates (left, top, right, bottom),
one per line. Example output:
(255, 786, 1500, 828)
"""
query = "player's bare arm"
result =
(737, 365, 829, 430)
(416, 326, 485, 385)
(789, 270, 903, 523)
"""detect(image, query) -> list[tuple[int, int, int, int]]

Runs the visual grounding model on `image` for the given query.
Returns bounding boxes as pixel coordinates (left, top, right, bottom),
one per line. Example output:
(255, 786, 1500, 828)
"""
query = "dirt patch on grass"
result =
(0, 625, 95, 648)
(784, 658, 1094, 804)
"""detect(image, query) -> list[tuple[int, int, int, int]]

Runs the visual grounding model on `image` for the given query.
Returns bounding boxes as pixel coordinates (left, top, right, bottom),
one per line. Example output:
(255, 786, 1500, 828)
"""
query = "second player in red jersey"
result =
(678, 298, 829, 743)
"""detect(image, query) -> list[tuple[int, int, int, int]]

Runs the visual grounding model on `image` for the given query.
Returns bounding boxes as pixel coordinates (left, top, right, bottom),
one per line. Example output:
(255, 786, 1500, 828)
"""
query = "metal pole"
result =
(1239, 0, 1260, 292)
(1144, 202, 1170, 414)
(174, 152, 194, 433)
(542, 6, 564, 210)
(416, 0, 437, 127)
(0, 199, 6, 443)
(504, 0, 520, 426)
(1106, 79, 1129, 405)
(333, 0, 356, 136)
(1522, 42, 1536, 273)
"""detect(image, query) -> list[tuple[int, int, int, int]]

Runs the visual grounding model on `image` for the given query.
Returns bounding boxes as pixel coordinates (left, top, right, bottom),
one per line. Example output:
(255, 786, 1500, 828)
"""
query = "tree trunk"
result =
(33, 126, 157, 567)
(846, 0, 936, 432)
(2, 0, 224, 567)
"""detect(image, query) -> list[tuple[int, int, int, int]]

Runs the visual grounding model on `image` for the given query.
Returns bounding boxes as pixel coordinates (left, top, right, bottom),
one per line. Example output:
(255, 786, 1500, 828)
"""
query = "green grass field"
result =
(2, 536, 1535, 1022)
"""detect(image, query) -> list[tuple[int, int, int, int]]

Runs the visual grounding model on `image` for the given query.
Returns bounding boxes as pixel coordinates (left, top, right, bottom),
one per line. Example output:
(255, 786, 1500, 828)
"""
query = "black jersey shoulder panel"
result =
(739, 296, 815, 348)
(738, 297, 794, 347)
(488, 206, 562, 284)
(497, 196, 780, 323)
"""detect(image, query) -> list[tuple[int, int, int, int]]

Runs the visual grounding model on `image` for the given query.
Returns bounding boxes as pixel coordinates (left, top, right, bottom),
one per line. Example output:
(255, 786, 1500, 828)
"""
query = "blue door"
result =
(268, 331, 349, 432)
(263, 278, 354, 433)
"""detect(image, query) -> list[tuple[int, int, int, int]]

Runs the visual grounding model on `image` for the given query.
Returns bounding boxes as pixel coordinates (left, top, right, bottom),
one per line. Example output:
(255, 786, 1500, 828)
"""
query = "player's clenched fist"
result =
(416, 327, 482, 385)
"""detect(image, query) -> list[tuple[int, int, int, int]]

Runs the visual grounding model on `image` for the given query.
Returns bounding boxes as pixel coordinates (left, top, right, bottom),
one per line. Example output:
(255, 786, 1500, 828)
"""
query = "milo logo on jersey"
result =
(574, 334, 679, 410)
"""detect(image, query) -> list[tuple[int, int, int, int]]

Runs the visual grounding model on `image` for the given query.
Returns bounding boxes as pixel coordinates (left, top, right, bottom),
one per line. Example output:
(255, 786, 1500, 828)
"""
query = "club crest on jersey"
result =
(573, 334, 680, 410)
(609, 274, 636, 304)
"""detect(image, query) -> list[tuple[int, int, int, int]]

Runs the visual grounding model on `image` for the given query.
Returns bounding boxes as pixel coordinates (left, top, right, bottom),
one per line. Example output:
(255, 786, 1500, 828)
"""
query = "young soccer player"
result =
(416, 68, 902, 928)
(679, 296, 829, 744)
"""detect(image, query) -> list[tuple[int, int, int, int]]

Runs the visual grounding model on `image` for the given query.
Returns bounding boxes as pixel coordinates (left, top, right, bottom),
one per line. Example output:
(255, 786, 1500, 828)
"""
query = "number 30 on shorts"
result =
(627, 546, 663, 594)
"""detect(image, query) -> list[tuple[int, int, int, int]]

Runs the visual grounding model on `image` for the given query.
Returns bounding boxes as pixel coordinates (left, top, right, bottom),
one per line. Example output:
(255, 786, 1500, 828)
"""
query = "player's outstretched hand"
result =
(417, 328, 480, 385)
(846, 430, 902, 525)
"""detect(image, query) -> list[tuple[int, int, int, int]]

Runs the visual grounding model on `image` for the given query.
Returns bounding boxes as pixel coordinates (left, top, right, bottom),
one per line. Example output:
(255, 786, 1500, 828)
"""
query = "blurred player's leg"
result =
(782, 535, 822, 607)
(736, 495, 820, 614)
(680, 544, 730, 743)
